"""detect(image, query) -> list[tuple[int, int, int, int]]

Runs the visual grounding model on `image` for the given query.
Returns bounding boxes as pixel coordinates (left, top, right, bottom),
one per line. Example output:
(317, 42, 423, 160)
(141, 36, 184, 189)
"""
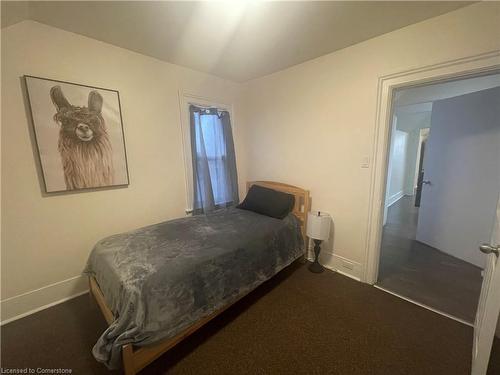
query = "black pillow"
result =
(237, 185, 295, 219)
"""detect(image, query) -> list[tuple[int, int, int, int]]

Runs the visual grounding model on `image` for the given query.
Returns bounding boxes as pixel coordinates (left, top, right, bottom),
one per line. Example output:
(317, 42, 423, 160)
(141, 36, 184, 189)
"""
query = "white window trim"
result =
(178, 90, 235, 214)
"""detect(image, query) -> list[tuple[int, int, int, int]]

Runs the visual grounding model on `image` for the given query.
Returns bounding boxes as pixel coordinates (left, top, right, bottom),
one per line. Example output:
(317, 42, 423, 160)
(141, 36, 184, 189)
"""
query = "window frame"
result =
(178, 91, 235, 214)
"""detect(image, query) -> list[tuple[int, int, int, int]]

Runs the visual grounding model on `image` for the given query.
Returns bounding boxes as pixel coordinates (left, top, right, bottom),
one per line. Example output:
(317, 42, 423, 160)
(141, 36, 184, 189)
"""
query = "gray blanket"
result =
(85, 208, 303, 369)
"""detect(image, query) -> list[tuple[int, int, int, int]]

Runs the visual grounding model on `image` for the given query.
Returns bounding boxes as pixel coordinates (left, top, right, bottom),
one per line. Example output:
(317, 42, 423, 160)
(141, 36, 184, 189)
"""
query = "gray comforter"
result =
(85, 207, 303, 369)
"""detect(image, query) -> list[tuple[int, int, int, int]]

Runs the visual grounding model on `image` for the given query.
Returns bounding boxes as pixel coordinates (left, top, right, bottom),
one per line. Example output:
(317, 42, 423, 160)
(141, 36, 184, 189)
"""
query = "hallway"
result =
(377, 196, 483, 322)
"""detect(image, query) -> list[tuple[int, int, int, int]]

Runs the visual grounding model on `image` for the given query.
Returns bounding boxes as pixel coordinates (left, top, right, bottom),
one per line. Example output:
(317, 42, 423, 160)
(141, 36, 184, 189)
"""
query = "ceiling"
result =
(394, 72, 500, 132)
(2, 1, 473, 82)
(395, 73, 500, 108)
(395, 112, 432, 133)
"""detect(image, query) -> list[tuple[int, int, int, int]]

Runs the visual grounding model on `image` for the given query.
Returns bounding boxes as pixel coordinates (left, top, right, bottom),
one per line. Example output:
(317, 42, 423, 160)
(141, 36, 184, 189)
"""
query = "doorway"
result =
(375, 73, 500, 323)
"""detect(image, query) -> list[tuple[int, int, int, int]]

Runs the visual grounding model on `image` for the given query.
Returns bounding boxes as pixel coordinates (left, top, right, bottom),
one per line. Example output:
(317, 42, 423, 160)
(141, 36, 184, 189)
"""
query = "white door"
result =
(472, 196, 500, 375)
(415, 86, 500, 268)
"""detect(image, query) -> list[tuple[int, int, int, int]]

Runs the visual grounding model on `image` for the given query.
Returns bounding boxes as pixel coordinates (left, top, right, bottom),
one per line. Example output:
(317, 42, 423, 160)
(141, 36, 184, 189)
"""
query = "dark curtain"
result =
(190, 105, 239, 214)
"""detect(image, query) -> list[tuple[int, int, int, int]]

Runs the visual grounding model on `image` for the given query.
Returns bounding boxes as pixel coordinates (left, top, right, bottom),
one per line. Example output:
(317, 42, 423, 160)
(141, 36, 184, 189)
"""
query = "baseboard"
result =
(306, 246, 363, 281)
(324, 253, 363, 281)
(404, 189, 415, 196)
(1, 275, 88, 325)
(387, 191, 404, 207)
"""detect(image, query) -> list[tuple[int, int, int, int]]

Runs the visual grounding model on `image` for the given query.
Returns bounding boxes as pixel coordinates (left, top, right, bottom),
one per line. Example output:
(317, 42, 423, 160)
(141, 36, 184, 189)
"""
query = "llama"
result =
(50, 86, 114, 190)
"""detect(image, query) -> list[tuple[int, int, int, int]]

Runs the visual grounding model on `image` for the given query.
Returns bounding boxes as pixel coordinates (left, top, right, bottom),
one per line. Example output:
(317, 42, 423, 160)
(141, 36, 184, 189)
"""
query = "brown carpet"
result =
(2, 262, 499, 375)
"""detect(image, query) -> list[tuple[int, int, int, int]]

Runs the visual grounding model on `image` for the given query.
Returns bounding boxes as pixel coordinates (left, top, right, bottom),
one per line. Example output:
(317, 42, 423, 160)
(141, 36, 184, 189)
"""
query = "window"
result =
(179, 95, 238, 214)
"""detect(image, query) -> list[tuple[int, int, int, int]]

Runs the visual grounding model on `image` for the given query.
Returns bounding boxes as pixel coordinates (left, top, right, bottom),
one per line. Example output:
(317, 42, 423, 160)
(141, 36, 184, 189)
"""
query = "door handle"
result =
(422, 180, 431, 185)
(479, 244, 500, 256)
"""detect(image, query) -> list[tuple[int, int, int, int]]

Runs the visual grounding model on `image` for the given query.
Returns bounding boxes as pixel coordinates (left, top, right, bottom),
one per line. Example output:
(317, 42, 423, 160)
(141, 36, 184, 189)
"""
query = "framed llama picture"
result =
(24, 76, 129, 193)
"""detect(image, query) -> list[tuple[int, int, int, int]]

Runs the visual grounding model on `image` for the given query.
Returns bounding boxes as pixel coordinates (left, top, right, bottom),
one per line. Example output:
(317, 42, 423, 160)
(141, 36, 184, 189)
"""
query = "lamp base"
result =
(308, 261, 325, 273)
(308, 239, 325, 273)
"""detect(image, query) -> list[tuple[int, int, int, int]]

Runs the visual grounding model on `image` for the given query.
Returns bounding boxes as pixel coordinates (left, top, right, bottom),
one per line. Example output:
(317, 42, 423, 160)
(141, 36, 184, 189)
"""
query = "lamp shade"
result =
(306, 211, 331, 240)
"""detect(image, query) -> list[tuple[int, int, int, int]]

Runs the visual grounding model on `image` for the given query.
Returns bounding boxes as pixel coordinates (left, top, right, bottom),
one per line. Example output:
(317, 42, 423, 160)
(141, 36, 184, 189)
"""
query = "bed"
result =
(86, 181, 311, 374)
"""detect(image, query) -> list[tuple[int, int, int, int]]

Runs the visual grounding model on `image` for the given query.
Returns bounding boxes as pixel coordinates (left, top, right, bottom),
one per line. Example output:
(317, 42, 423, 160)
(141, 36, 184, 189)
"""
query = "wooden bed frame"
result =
(89, 181, 311, 375)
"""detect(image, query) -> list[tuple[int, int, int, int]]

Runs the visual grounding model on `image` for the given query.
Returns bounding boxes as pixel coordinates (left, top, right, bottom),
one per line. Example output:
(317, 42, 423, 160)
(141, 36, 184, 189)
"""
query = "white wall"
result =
(387, 128, 408, 205)
(391, 110, 432, 196)
(416, 87, 500, 268)
(1, 21, 244, 322)
(238, 2, 500, 279)
(403, 128, 420, 196)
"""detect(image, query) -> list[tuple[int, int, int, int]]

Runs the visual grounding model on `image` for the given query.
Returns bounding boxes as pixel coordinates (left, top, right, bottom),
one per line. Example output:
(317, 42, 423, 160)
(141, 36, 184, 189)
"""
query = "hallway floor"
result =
(377, 196, 483, 323)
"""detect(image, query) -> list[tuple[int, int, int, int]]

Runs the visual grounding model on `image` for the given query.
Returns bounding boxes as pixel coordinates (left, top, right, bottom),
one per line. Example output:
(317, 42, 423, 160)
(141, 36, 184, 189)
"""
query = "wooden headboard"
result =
(246, 181, 311, 239)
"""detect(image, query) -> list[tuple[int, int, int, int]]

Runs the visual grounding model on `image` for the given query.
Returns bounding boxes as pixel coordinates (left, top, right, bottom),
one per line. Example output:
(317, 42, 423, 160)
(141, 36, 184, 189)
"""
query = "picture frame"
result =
(24, 75, 130, 193)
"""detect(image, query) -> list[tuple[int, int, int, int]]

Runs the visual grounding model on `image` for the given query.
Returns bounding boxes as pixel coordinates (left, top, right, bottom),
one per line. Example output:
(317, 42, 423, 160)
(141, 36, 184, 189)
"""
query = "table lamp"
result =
(306, 211, 331, 273)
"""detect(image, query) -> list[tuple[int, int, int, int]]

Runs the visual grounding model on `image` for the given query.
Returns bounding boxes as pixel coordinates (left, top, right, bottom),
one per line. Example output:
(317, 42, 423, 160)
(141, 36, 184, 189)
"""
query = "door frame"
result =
(363, 50, 500, 284)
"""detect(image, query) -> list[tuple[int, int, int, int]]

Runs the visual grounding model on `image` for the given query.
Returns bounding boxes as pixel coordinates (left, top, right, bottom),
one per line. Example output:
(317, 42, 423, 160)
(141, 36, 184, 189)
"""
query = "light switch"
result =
(361, 156, 370, 168)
